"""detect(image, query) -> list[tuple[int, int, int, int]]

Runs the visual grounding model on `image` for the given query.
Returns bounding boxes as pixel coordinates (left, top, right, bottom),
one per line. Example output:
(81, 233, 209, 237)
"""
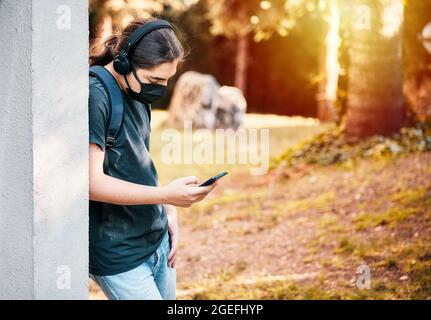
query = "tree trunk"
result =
(346, 0, 405, 141)
(234, 33, 249, 95)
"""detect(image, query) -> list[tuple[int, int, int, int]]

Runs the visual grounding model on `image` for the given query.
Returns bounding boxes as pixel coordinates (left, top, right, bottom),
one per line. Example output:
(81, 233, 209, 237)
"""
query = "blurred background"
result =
(89, 0, 431, 300)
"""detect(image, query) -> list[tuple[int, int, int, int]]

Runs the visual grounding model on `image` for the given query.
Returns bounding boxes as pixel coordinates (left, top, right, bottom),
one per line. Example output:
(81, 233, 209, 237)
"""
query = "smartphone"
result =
(199, 171, 228, 187)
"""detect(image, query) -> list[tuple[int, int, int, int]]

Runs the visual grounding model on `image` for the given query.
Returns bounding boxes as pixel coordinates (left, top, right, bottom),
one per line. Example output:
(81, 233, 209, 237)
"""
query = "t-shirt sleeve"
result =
(88, 83, 109, 152)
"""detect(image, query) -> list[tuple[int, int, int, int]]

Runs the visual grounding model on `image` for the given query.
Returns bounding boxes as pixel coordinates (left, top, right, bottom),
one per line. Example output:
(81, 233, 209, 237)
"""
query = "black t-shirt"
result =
(88, 75, 168, 276)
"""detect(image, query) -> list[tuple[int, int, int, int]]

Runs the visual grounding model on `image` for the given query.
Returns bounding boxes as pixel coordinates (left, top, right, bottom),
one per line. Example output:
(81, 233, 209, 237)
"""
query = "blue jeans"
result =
(90, 230, 176, 300)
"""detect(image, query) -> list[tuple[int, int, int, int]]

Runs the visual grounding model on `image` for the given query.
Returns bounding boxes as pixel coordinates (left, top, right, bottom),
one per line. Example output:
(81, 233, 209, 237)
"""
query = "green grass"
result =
(286, 191, 336, 212)
(190, 190, 266, 214)
(177, 271, 421, 300)
(353, 186, 430, 231)
(149, 111, 326, 185)
(390, 187, 430, 207)
(335, 237, 357, 254)
(354, 207, 420, 230)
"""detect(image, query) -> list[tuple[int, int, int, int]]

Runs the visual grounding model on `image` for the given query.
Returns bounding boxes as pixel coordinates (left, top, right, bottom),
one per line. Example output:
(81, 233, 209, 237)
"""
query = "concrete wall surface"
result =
(0, 0, 89, 299)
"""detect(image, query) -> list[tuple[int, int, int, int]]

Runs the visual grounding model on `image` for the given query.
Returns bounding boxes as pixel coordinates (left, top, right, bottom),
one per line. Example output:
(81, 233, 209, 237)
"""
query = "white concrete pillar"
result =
(0, 0, 89, 299)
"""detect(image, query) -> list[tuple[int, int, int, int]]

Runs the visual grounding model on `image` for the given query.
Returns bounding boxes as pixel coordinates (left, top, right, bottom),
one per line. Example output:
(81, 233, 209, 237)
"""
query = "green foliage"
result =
(206, 0, 327, 41)
(272, 123, 431, 169)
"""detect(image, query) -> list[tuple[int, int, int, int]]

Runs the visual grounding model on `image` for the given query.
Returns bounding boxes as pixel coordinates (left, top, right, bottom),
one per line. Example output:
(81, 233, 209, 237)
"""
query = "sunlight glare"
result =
(381, 0, 403, 38)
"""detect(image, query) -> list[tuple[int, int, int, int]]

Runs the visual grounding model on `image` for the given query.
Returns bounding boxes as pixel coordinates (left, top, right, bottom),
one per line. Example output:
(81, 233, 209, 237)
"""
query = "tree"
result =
(345, 0, 405, 140)
(205, 0, 304, 95)
(205, 0, 257, 94)
(89, 0, 190, 41)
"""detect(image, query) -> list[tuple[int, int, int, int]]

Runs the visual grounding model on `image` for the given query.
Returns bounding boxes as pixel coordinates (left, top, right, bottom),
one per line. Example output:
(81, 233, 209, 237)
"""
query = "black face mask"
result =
(124, 68, 167, 105)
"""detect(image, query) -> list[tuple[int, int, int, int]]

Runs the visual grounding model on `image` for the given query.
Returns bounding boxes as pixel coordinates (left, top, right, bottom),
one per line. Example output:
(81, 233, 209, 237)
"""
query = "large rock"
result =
(167, 71, 220, 129)
(420, 21, 431, 55)
(215, 85, 247, 130)
(404, 78, 431, 123)
(166, 71, 247, 129)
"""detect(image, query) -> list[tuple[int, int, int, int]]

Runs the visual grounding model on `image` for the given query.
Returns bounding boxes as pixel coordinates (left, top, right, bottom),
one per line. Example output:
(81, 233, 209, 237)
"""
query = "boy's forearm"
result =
(90, 173, 169, 205)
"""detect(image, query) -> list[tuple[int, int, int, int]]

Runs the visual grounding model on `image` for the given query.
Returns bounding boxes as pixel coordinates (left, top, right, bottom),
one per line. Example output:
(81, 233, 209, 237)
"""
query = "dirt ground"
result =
(90, 151, 431, 300)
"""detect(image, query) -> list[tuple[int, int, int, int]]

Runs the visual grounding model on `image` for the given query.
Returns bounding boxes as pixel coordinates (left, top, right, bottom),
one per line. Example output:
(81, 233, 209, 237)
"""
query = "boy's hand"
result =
(162, 176, 217, 207)
(166, 204, 178, 268)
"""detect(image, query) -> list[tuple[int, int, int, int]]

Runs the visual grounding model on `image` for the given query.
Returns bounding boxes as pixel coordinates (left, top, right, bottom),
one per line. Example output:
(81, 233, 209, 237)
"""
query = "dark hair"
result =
(89, 17, 187, 69)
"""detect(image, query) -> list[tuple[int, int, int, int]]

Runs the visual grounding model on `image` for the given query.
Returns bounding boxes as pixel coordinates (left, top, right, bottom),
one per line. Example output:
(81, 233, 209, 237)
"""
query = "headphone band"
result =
(121, 19, 174, 58)
(113, 19, 174, 75)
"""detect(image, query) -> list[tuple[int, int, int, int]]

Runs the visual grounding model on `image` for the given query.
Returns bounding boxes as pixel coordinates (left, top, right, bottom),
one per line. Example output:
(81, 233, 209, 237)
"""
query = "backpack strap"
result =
(89, 65, 124, 149)
(90, 66, 124, 173)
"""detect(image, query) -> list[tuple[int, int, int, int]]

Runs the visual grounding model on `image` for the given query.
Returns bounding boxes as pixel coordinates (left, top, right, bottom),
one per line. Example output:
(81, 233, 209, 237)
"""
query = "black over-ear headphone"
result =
(113, 19, 174, 75)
